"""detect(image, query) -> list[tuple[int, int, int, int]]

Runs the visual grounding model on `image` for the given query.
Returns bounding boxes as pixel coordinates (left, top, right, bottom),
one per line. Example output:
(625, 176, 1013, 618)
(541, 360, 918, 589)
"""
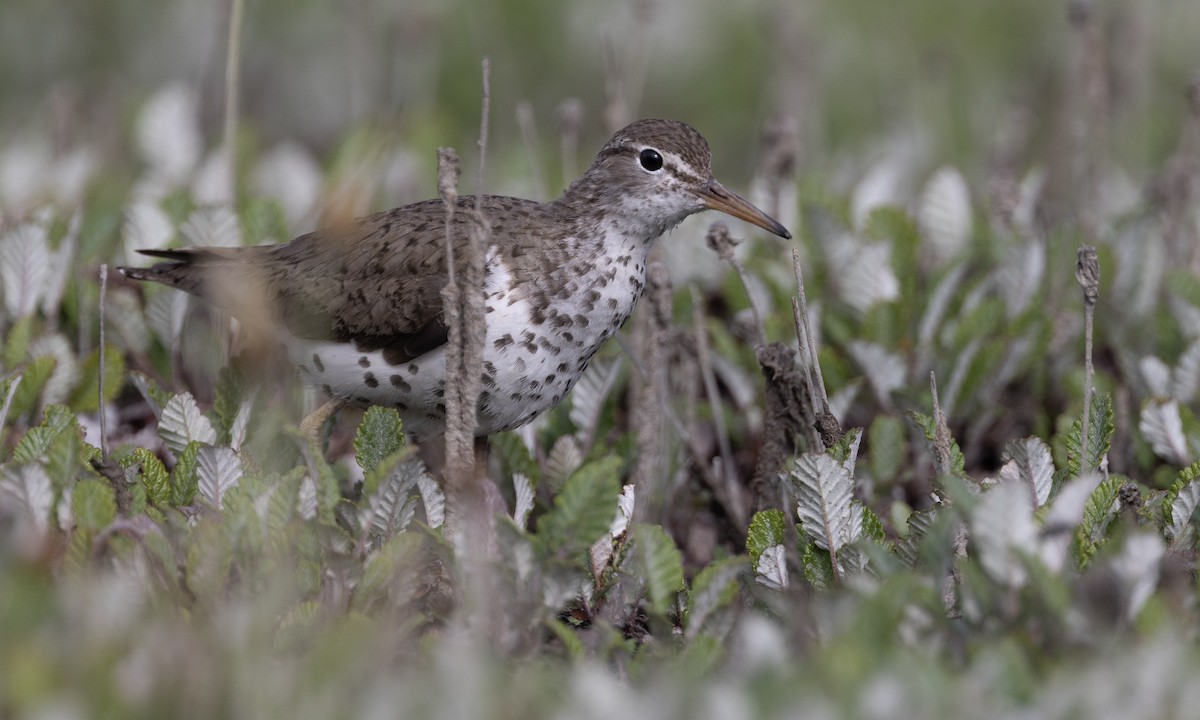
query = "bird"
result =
(121, 119, 792, 442)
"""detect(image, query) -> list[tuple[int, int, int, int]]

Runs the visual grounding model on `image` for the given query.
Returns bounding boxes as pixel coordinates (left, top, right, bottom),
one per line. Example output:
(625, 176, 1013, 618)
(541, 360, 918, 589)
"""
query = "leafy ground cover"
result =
(3, 1, 1200, 717)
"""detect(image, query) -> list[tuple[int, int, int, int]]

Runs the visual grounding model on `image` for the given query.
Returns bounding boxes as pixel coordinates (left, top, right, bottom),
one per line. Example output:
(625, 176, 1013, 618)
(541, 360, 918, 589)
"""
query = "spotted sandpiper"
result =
(122, 119, 791, 441)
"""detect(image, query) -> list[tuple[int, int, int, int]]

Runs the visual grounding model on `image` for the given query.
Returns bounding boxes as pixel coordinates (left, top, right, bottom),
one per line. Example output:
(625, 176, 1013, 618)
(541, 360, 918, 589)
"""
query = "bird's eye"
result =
(638, 148, 664, 172)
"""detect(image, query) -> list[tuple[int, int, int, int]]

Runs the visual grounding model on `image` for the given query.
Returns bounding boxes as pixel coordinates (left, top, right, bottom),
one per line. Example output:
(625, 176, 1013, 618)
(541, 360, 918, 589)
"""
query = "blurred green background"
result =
(3, 0, 1197, 198)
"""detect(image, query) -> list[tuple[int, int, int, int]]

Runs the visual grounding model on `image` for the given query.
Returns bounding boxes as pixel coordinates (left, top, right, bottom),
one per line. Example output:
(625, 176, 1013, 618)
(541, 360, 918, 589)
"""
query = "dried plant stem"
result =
(690, 285, 747, 529)
(474, 58, 491, 210)
(98, 264, 110, 461)
(929, 371, 953, 480)
(1076, 246, 1100, 471)
(791, 247, 841, 449)
(706, 222, 765, 346)
(222, 0, 245, 199)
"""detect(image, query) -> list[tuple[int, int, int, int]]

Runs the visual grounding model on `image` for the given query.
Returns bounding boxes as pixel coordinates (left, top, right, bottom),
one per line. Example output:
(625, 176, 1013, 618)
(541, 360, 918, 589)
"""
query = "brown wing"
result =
(125, 196, 545, 365)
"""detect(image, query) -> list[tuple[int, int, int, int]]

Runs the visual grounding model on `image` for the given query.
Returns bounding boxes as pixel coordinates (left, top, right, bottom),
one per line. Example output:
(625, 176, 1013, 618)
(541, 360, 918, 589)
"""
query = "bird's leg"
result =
(299, 398, 344, 446)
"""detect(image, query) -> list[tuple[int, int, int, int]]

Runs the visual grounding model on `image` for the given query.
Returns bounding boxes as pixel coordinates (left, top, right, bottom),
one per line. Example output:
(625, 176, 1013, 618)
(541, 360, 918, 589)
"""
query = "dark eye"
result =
(638, 148, 663, 172)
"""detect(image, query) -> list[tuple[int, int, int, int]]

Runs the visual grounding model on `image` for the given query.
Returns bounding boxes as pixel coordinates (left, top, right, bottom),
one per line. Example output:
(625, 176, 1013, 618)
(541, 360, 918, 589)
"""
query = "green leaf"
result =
(1073, 475, 1123, 568)
(354, 532, 423, 611)
(171, 441, 202, 506)
(212, 361, 250, 444)
(490, 431, 540, 485)
(12, 405, 94, 488)
(68, 345, 125, 412)
(828, 427, 862, 466)
(546, 619, 586, 662)
(802, 543, 835, 590)
(1162, 460, 1200, 537)
(746, 509, 787, 566)
(122, 447, 171, 506)
(1065, 393, 1113, 478)
(3, 314, 34, 370)
(685, 556, 748, 638)
(128, 371, 172, 415)
(907, 410, 966, 479)
(536, 455, 622, 558)
(11, 404, 76, 463)
(355, 406, 405, 476)
(868, 414, 906, 484)
(8, 355, 56, 420)
(73, 478, 117, 533)
(860, 503, 887, 543)
(634, 524, 684, 617)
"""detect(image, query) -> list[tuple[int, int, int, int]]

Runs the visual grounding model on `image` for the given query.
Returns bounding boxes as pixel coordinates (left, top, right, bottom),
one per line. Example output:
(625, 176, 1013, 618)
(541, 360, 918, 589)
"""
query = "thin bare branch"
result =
(98, 264, 110, 461)
(1076, 245, 1100, 471)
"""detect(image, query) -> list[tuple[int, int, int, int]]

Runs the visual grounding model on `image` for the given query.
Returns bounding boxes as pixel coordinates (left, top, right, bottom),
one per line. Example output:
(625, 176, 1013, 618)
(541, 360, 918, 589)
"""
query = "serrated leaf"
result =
(8, 355, 55, 419)
(789, 453, 858, 554)
(1163, 461, 1200, 540)
(180, 206, 241, 248)
(1073, 475, 1123, 568)
(355, 532, 423, 611)
(917, 166, 971, 265)
(568, 359, 621, 439)
(68, 345, 125, 413)
(896, 507, 939, 567)
(972, 479, 1037, 587)
(367, 459, 424, 542)
(513, 472, 535, 530)
(1, 222, 51, 317)
(999, 437, 1055, 507)
(634, 524, 684, 617)
(544, 434, 583, 494)
(196, 445, 242, 510)
(72, 478, 117, 533)
(491, 431, 540, 485)
(159, 392, 216, 456)
(297, 476, 318, 521)
(746, 509, 787, 566)
(907, 410, 966, 479)
(755, 544, 788, 590)
(1171, 339, 1200, 402)
(802, 544, 835, 590)
(1065, 392, 1113, 477)
(686, 556, 748, 639)
(1040, 473, 1101, 573)
(125, 447, 170, 506)
(416, 473, 445, 528)
(1140, 398, 1190, 466)
(212, 362, 249, 443)
(609, 484, 635, 537)
(4, 314, 34, 370)
(860, 503, 887, 543)
(0, 464, 53, 535)
(11, 404, 76, 463)
(537, 456, 622, 558)
(828, 427, 863, 475)
(28, 334, 78, 407)
(355, 406, 405, 476)
(128, 371, 171, 417)
(170, 441, 202, 506)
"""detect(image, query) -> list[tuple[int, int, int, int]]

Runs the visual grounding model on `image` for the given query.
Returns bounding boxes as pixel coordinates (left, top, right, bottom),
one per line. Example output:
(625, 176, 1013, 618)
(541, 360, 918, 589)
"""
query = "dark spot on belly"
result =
(321, 384, 333, 396)
(364, 372, 379, 388)
(390, 375, 411, 392)
(358, 356, 371, 368)
(545, 374, 556, 383)
(312, 353, 325, 373)
(408, 364, 420, 375)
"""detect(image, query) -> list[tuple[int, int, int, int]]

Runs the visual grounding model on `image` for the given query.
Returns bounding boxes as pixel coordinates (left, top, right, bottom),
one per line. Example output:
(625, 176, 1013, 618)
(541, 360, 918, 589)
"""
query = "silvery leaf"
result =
(754, 544, 788, 590)
(972, 478, 1037, 588)
(1, 222, 50, 317)
(197, 445, 242, 510)
(1140, 398, 1190, 466)
(158, 392, 217, 456)
(917, 166, 971, 265)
